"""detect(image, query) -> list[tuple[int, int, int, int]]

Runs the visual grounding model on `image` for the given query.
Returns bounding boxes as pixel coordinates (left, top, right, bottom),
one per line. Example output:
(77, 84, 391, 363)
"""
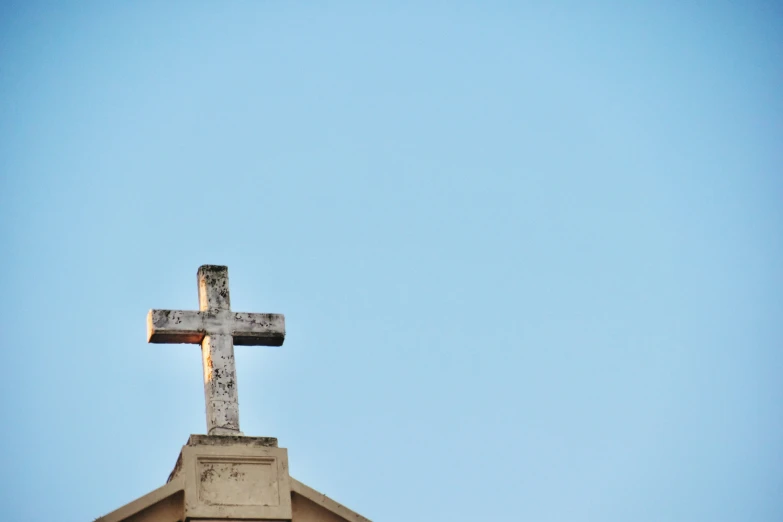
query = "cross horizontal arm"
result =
(147, 310, 203, 343)
(147, 309, 286, 346)
(232, 312, 286, 346)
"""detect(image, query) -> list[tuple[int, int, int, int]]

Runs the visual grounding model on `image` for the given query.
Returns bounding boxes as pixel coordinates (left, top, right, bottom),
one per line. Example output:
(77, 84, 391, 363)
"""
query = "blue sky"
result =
(1, 2, 781, 521)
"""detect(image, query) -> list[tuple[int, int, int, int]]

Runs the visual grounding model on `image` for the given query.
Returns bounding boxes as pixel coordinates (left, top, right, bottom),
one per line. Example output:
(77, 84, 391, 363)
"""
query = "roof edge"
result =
(95, 479, 184, 522)
(291, 477, 372, 522)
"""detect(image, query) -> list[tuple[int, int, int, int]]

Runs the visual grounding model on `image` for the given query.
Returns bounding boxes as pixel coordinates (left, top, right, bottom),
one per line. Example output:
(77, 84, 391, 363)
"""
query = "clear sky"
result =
(1, 2, 781, 521)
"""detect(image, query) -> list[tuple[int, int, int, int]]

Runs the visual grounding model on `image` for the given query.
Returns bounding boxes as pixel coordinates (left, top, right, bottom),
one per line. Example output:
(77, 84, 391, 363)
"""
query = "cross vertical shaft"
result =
(198, 266, 240, 435)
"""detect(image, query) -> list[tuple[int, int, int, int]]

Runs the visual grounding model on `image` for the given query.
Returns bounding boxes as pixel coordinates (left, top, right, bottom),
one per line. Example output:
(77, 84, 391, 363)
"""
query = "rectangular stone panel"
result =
(197, 456, 280, 507)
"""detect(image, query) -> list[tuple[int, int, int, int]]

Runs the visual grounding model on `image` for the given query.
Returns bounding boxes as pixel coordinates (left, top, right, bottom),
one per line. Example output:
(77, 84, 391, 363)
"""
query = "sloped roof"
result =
(96, 475, 371, 522)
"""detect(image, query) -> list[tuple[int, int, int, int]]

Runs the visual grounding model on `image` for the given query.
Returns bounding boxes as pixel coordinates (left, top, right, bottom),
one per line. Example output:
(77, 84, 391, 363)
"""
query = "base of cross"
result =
(95, 435, 371, 522)
(208, 427, 247, 437)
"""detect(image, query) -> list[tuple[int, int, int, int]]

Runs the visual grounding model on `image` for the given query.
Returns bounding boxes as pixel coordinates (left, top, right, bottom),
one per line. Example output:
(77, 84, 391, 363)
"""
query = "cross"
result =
(147, 265, 285, 436)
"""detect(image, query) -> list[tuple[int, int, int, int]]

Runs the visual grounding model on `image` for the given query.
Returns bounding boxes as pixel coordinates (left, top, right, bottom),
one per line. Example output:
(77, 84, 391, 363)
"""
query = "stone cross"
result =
(147, 265, 285, 436)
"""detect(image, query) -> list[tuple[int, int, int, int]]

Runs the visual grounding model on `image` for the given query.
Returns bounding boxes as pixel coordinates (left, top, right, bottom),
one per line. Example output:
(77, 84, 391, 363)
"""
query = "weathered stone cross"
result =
(147, 265, 285, 436)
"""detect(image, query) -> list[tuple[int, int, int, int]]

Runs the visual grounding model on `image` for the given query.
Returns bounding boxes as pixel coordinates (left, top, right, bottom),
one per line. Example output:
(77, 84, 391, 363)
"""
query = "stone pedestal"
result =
(97, 435, 370, 522)
(170, 435, 292, 520)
